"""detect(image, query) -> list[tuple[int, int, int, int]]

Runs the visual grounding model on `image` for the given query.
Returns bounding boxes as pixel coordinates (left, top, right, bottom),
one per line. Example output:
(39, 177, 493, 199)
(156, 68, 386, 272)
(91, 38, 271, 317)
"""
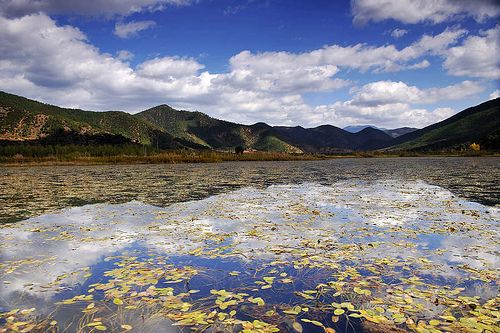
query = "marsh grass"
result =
(0, 149, 322, 166)
(1, 148, 498, 166)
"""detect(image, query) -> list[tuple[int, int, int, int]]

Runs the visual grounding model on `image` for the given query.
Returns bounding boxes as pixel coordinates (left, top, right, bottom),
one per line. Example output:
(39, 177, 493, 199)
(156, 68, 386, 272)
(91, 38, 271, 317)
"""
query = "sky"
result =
(0, 0, 499, 129)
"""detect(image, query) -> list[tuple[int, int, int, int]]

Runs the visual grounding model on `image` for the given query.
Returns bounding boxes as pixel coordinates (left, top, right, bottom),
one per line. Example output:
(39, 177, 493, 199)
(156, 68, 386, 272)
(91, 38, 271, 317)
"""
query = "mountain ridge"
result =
(1, 90, 498, 153)
(389, 98, 500, 151)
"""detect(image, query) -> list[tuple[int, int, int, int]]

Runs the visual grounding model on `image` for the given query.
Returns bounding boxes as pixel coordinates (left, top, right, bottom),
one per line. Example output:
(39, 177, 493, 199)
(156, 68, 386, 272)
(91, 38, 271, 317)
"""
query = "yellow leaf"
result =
(292, 321, 303, 333)
(334, 309, 345, 316)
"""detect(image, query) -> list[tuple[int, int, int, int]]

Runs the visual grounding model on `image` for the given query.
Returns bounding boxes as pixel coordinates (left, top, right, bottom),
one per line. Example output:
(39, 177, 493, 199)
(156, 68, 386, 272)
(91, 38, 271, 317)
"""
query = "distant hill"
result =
(343, 125, 378, 133)
(1, 90, 498, 153)
(389, 98, 500, 151)
(344, 125, 418, 138)
(272, 125, 393, 152)
(383, 127, 418, 138)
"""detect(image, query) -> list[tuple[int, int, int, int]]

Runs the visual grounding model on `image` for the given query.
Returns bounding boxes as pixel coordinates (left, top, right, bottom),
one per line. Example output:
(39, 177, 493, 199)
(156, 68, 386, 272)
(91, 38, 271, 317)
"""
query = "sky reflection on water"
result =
(0, 179, 498, 332)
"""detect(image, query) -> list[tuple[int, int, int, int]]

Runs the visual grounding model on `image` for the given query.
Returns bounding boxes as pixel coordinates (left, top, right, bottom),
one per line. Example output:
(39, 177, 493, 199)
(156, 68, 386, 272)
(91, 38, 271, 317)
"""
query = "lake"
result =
(0, 157, 499, 333)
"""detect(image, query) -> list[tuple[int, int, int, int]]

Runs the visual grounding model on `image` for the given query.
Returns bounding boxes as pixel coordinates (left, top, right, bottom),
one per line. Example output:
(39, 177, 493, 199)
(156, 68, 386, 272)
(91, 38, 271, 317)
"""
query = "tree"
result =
(469, 142, 480, 151)
(235, 146, 244, 154)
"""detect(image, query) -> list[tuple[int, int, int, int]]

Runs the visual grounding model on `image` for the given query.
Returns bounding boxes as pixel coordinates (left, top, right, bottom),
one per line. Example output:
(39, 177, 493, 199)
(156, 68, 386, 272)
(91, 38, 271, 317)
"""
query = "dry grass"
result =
(0, 150, 323, 166)
(1, 149, 498, 167)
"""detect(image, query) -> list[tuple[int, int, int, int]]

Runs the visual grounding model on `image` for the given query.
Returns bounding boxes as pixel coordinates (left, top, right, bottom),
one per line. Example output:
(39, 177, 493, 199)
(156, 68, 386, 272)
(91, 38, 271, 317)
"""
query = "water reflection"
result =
(0, 157, 499, 224)
(0, 180, 498, 332)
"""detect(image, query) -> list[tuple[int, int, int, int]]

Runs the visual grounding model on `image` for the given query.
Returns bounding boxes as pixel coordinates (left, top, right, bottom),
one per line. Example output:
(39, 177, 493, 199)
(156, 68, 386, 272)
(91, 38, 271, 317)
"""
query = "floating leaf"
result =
(333, 309, 345, 316)
(292, 321, 303, 333)
(113, 298, 123, 305)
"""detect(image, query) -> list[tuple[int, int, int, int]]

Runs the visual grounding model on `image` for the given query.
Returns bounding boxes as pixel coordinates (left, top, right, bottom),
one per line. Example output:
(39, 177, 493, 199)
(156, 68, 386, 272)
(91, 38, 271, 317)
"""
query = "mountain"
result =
(343, 125, 379, 133)
(272, 125, 393, 152)
(383, 127, 418, 138)
(390, 98, 500, 151)
(136, 105, 302, 153)
(0, 91, 184, 149)
(1, 90, 498, 153)
(344, 125, 418, 138)
(137, 105, 395, 153)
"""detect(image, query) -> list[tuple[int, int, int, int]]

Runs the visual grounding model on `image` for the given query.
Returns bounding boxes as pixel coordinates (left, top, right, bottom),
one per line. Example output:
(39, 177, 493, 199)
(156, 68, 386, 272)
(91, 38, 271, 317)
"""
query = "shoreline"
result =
(0, 151, 498, 167)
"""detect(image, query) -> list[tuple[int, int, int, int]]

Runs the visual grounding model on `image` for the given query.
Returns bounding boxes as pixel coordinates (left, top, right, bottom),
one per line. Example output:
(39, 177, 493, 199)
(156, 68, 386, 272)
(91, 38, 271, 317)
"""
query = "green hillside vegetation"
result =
(136, 105, 302, 152)
(391, 98, 500, 151)
(0, 91, 181, 149)
(1, 90, 499, 161)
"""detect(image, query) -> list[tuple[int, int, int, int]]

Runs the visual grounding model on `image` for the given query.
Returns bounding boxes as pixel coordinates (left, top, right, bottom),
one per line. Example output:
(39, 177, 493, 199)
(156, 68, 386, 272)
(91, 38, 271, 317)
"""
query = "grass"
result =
(0, 143, 498, 167)
(0, 150, 323, 166)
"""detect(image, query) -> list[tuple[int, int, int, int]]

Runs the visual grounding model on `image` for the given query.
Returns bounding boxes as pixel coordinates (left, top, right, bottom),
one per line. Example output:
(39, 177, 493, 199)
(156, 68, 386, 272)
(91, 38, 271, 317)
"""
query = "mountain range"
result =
(0, 91, 499, 153)
(343, 125, 417, 138)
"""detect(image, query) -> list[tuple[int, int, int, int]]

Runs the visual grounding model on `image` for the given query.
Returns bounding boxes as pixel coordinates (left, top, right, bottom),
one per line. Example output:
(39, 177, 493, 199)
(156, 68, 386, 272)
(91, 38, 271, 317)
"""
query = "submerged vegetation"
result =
(0, 180, 498, 332)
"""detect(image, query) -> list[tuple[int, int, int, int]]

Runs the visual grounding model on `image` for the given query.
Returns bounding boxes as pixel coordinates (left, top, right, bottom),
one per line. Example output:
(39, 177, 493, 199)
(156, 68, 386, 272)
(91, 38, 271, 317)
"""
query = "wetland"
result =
(0, 157, 499, 333)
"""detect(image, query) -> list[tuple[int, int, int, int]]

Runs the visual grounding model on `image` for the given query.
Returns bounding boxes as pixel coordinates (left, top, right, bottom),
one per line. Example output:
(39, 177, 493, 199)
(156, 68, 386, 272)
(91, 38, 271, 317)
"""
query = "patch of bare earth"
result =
(0, 111, 49, 140)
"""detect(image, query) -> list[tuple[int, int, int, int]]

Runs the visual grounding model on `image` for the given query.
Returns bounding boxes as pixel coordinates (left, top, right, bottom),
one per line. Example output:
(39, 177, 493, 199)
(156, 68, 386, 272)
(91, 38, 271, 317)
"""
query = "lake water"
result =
(0, 157, 499, 333)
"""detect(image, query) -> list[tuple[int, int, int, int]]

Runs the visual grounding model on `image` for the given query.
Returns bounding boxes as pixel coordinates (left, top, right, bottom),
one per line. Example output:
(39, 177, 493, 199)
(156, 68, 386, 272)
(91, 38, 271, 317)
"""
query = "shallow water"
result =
(0, 157, 499, 333)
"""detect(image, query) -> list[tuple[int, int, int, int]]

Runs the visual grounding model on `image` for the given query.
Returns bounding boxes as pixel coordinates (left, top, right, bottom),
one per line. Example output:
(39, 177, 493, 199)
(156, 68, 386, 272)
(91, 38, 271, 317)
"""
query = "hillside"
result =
(272, 125, 393, 152)
(1, 90, 498, 154)
(0, 91, 183, 149)
(343, 125, 418, 138)
(390, 98, 500, 151)
(136, 105, 302, 153)
(383, 127, 418, 138)
(138, 105, 395, 153)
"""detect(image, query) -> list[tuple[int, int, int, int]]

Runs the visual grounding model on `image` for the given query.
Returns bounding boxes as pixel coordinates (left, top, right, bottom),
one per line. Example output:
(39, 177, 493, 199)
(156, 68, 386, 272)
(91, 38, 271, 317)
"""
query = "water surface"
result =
(0, 157, 499, 333)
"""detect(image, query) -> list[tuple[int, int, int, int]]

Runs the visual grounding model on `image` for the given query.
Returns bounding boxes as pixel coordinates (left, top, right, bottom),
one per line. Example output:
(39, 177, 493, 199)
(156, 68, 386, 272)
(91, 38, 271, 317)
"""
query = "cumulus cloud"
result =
(351, 80, 484, 106)
(322, 102, 456, 129)
(490, 90, 500, 99)
(408, 59, 430, 69)
(226, 26, 466, 81)
(442, 25, 500, 79)
(0, 0, 193, 18)
(114, 20, 156, 38)
(0, 13, 491, 128)
(391, 28, 408, 38)
(315, 80, 482, 128)
(137, 56, 205, 79)
(117, 50, 134, 61)
(352, 0, 500, 25)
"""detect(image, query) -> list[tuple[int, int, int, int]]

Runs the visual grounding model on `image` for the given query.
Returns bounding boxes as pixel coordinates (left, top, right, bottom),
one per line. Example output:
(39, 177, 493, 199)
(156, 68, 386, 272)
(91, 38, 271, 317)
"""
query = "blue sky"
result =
(0, 0, 499, 128)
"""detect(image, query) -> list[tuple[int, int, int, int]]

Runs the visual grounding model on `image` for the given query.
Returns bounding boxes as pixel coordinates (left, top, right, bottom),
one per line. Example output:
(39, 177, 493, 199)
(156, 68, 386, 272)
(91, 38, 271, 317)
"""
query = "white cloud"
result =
(137, 56, 205, 79)
(490, 90, 500, 99)
(217, 50, 347, 94)
(0, 13, 491, 129)
(114, 20, 156, 38)
(442, 26, 500, 79)
(315, 80, 482, 128)
(321, 101, 456, 128)
(352, 0, 500, 25)
(117, 50, 134, 61)
(225, 26, 466, 82)
(0, 0, 193, 17)
(408, 59, 430, 69)
(391, 28, 408, 38)
(351, 80, 484, 106)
